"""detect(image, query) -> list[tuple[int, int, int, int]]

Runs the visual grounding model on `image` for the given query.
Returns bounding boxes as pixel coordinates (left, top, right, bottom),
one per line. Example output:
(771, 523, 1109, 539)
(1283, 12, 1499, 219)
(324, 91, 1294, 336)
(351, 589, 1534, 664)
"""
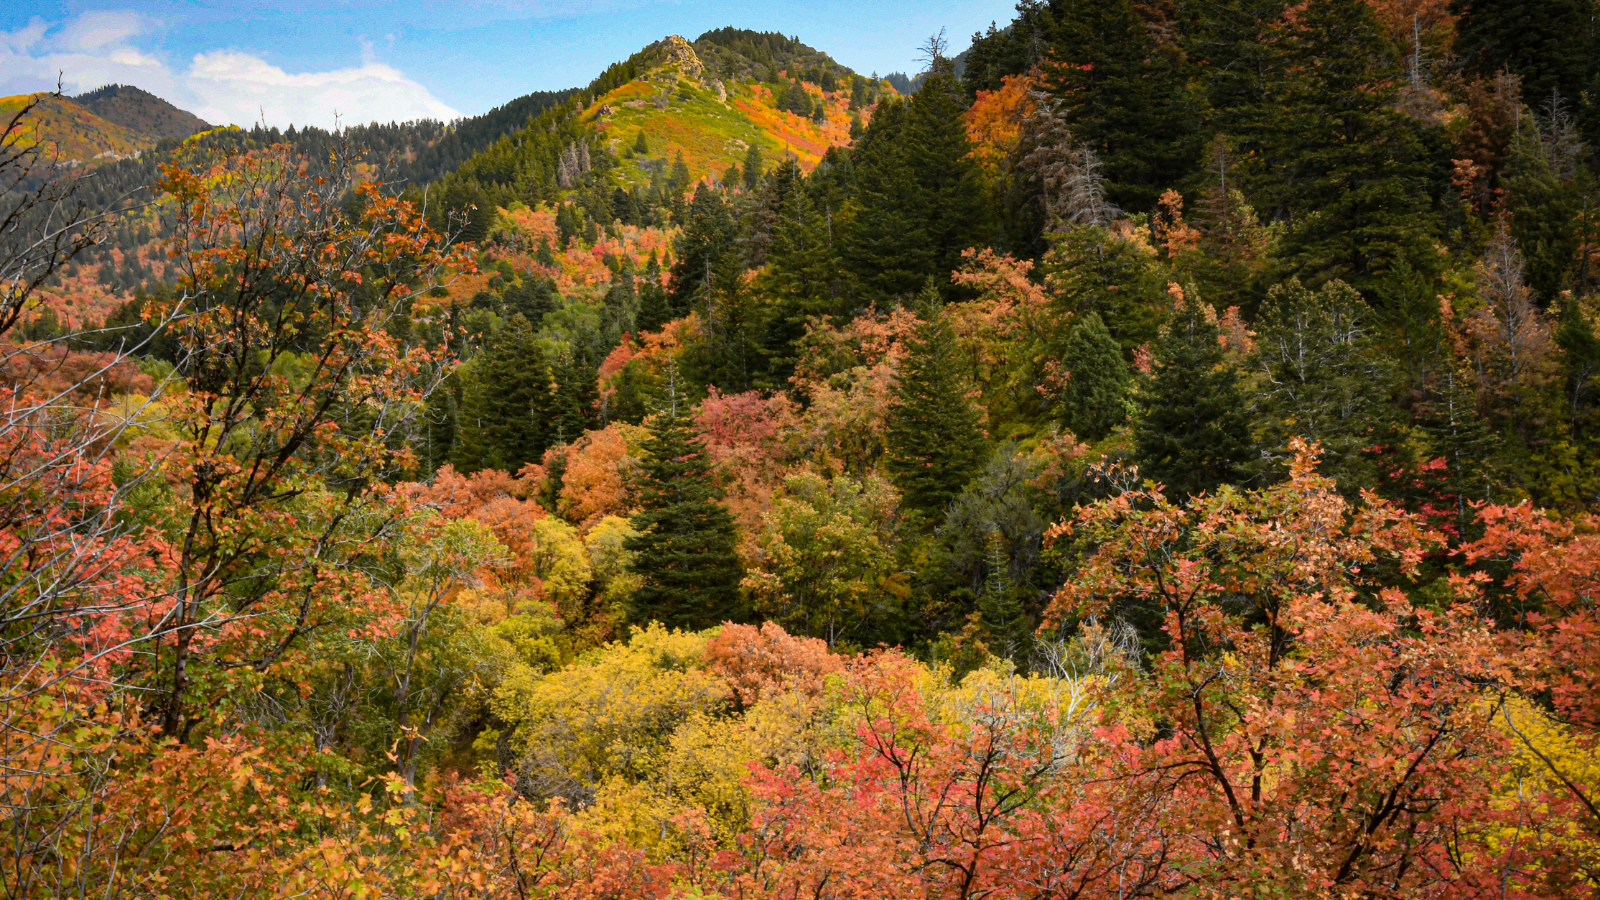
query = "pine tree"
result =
(1272, 0, 1442, 287)
(759, 158, 842, 379)
(1253, 279, 1396, 489)
(743, 144, 765, 191)
(624, 374, 745, 628)
(1040, 0, 1201, 212)
(452, 313, 553, 473)
(1133, 298, 1254, 498)
(885, 292, 987, 517)
(901, 62, 992, 291)
(668, 184, 738, 316)
(1045, 223, 1166, 355)
(636, 252, 673, 332)
(1452, 0, 1596, 139)
(976, 527, 1032, 666)
(1054, 311, 1130, 441)
(840, 59, 990, 303)
(839, 98, 924, 300)
(1504, 112, 1579, 300)
(549, 347, 599, 446)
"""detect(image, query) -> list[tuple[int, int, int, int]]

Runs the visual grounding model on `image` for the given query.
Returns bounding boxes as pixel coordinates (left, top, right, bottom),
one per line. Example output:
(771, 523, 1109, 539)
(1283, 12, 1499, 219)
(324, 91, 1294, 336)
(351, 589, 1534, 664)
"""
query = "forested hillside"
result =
(5, 2, 1600, 897)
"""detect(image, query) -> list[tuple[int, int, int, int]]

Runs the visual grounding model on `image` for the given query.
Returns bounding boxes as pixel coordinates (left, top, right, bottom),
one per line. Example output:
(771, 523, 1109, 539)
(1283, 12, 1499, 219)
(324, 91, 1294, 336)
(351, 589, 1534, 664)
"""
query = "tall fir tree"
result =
(1451, 0, 1598, 143)
(451, 313, 553, 474)
(624, 373, 745, 628)
(1504, 112, 1580, 300)
(1273, 0, 1443, 287)
(840, 58, 990, 303)
(885, 292, 987, 517)
(549, 347, 599, 446)
(1053, 311, 1130, 441)
(636, 252, 673, 332)
(759, 158, 843, 379)
(1041, 0, 1201, 212)
(1252, 279, 1397, 489)
(668, 184, 739, 317)
(900, 60, 993, 290)
(976, 527, 1033, 666)
(839, 98, 924, 300)
(1133, 298, 1254, 498)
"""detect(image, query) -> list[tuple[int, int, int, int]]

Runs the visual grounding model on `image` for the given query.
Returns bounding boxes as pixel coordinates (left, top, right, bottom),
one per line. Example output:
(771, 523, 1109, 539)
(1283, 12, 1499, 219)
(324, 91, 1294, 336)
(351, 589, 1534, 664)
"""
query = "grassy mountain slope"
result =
(585, 33, 887, 183)
(74, 85, 210, 142)
(0, 93, 151, 163)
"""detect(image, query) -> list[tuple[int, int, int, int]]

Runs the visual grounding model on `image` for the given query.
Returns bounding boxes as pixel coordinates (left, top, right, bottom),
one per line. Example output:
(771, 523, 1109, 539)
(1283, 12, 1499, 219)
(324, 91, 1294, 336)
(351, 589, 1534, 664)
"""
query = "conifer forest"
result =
(7, 2, 1600, 896)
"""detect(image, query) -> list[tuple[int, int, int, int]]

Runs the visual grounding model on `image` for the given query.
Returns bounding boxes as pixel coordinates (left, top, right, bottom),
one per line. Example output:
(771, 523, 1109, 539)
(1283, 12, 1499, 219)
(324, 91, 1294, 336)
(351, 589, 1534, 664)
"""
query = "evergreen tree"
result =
(885, 293, 987, 517)
(1253, 279, 1396, 489)
(418, 371, 459, 476)
(1040, 0, 1201, 211)
(1452, 0, 1597, 141)
(976, 527, 1032, 666)
(1134, 298, 1254, 498)
(839, 98, 923, 300)
(688, 256, 768, 392)
(840, 59, 990, 302)
(624, 374, 745, 628)
(668, 184, 738, 316)
(549, 347, 599, 445)
(1273, 0, 1443, 287)
(1045, 224, 1166, 354)
(901, 61, 992, 292)
(1504, 113, 1579, 300)
(633, 129, 650, 154)
(742, 144, 765, 191)
(759, 158, 842, 379)
(452, 313, 553, 473)
(1054, 311, 1130, 441)
(636, 252, 673, 332)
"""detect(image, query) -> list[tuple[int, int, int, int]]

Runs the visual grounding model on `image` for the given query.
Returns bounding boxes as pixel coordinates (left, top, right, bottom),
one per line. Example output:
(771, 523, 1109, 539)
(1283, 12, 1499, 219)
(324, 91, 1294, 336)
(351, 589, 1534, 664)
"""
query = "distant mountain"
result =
(75, 84, 210, 142)
(0, 93, 151, 164)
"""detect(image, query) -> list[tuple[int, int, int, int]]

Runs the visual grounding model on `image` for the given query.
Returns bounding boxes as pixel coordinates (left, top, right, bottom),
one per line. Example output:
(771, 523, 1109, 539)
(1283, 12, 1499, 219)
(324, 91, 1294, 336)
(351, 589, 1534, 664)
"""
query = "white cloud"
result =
(0, 11, 460, 131)
(186, 50, 461, 129)
(55, 10, 147, 52)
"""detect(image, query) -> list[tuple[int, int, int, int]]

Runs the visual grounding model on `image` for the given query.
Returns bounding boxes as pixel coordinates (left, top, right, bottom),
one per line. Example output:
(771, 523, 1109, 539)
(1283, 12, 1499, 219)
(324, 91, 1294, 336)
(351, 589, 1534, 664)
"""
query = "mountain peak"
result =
(74, 84, 210, 143)
(645, 35, 706, 81)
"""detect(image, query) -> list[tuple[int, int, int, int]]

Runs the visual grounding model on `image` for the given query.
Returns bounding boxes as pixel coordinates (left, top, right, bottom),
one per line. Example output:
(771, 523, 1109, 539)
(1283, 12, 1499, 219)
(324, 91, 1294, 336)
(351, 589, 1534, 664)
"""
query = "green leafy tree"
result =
(452, 313, 553, 473)
(885, 294, 987, 517)
(753, 472, 900, 646)
(624, 376, 744, 628)
(1134, 299, 1254, 498)
(1053, 311, 1130, 441)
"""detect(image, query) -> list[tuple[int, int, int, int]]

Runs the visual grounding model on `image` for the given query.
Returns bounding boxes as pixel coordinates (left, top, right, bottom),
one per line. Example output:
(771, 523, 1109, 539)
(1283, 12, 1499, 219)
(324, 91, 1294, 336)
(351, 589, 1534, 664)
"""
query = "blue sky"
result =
(1, 1, 1019, 129)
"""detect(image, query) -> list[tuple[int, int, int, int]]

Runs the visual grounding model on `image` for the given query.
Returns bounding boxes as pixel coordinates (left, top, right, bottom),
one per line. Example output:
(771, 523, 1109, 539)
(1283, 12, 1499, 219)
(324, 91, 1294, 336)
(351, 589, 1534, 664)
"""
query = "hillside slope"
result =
(74, 84, 210, 142)
(586, 33, 891, 183)
(0, 93, 151, 163)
